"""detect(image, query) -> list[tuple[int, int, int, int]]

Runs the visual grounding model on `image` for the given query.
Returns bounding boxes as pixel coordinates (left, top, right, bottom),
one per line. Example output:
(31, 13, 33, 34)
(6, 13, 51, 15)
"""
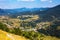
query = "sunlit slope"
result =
(0, 30, 28, 40)
(43, 36, 60, 40)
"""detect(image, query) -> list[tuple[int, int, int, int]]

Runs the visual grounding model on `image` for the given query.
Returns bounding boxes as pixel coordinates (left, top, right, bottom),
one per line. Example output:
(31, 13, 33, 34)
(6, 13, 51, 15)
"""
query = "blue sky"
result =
(0, 0, 60, 9)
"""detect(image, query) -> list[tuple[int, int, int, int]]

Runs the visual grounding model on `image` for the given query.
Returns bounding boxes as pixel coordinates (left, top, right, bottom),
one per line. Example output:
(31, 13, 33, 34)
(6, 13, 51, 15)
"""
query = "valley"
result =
(0, 5, 60, 40)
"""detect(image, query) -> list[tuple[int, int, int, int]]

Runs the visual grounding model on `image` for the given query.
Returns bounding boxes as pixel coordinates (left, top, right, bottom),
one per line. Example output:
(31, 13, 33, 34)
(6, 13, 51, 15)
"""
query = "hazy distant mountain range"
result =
(0, 7, 49, 15)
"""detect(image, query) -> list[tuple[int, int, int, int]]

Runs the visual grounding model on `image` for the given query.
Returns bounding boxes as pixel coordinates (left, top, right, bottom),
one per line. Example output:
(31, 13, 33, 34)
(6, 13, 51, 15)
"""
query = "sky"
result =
(0, 0, 60, 9)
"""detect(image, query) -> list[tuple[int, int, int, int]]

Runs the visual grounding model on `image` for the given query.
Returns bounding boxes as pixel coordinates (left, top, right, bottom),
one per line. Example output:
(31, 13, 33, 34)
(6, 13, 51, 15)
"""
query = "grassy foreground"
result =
(0, 30, 28, 40)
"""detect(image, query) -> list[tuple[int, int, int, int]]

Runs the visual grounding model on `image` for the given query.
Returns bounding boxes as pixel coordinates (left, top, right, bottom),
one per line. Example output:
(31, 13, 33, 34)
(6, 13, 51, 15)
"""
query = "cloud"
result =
(49, 0, 52, 3)
(40, 0, 48, 1)
(17, 0, 35, 2)
(40, 0, 52, 3)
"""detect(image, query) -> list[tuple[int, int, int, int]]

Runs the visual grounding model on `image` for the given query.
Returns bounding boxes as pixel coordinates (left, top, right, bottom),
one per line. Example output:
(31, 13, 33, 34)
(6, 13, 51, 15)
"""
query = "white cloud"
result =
(49, 0, 52, 3)
(17, 0, 35, 2)
(40, 0, 48, 1)
(40, 0, 53, 3)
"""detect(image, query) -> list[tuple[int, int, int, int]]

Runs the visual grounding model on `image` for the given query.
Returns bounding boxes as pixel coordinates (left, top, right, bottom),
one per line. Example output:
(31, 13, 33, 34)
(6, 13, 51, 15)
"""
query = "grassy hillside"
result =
(0, 30, 28, 40)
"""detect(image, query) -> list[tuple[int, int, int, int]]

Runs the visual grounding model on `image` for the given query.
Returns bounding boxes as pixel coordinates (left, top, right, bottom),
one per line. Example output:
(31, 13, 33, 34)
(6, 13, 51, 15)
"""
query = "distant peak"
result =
(55, 5, 60, 7)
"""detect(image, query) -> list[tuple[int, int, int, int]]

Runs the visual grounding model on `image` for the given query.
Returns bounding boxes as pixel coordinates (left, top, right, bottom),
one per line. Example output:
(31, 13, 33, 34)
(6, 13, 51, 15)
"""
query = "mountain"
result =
(0, 5, 60, 20)
(45, 5, 60, 17)
(0, 8, 48, 16)
(40, 5, 60, 21)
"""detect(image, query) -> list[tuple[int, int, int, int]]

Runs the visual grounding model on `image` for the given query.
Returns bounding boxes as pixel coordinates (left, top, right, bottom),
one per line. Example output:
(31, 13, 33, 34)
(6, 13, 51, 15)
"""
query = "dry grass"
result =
(0, 30, 28, 40)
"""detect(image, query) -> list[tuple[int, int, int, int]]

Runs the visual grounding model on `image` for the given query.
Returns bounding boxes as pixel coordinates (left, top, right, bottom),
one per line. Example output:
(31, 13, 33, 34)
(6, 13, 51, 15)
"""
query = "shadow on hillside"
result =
(37, 21, 60, 38)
